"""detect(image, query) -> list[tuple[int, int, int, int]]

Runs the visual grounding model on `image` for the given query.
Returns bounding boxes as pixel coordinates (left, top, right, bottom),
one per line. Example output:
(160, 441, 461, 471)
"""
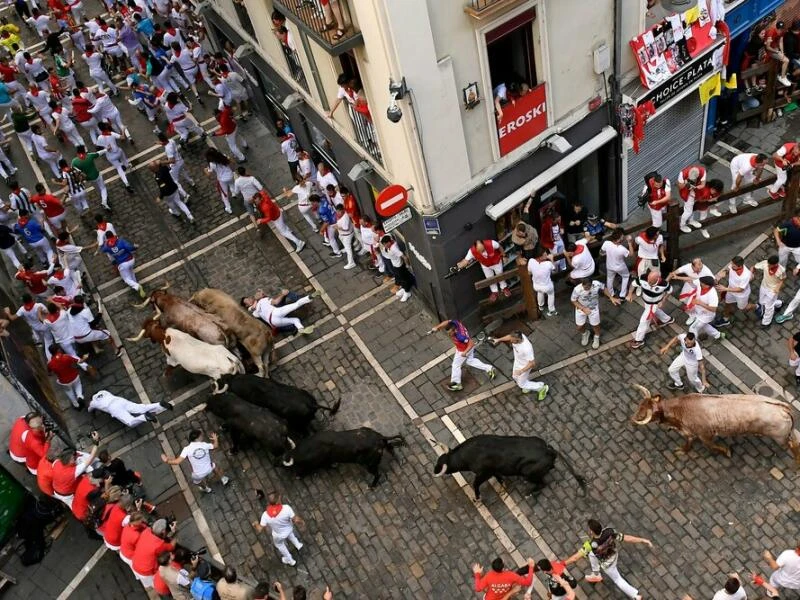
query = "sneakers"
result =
(448, 382, 463, 391)
(295, 241, 305, 252)
(730, 205, 738, 214)
(137, 285, 146, 298)
(200, 485, 213, 493)
(299, 326, 315, 335)
(329, 252, 342, 258)
(688, 219, 702, 228)
(536, 384, 549, 402)
(679, 224, 692, 233)
(685, 316, 695, 326)
(395, 288, 405, 298)
(487, 368, 497, 381)
(144, 412, 158, 423)
(400, 290, 411, 302)
(344, 263, 356, 270)
(585, 573, 603, 583)
(713, 317, 731, 328)
(700, 229, 710, 239)
(282, 557, 297, 566)
(776, 313, 794, 324)
(160, 400, 174, 411)
(717, 332, 727, 340)
(502, 288, 512, 298)
(221, 476, 230, 486)
(488, 292, 498, 303)
(778, 75, 792, 87)
(709, 208, 722, 217)
(545, 310, 558, 317)
(581, 330, 591, 346)
(322, 240, 331, 247)
(662, 316, 675, 326)
(667, 381, 684, 390)
(768, 189, 781, 200)
(755, 303, 764, 319)
(630, 340, 645, 349)
(592, 335, 600, 349)
(744, 198, 759, 207)
(125, 185, 134, 194)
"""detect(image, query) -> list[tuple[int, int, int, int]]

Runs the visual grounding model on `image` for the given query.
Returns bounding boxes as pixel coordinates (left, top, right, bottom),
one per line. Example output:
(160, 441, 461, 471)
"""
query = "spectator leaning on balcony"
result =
(326, 74, 370, 121)
(455, 239, 509, 303)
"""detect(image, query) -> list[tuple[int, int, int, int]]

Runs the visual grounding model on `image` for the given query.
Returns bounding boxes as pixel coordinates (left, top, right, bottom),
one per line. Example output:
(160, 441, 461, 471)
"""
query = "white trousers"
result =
(89, 69, 117, 94)
(298, 206, 317, 230)
(689, 318, 721, 340)
(649, 206, 664, 228)
(607, 267, 630, 297)
(783, 287, 800, 317)
(272, 531, 302, 565)
(534, 282, 555, 311)
(451, 349, 491, 384)
(103, 398, 165, 427)
(325, 225, 340, 253)
(340, 233, 355, 267)
(169, 160, 193, 197)
(29, 237, 54, 265)
(769, 166, 788, 194)
(38, 150, 62, 179)
(53, 491, 74, 508)
(269, 296, 311, 330)
(217, 178, 232, 211)
(107, 150, 130, 186)
(513, 369, 544, 392)
(588, 554, 638, 599)
(730, 169, 755, 210)
(163, 190, 193, 220)
(58, 376, 83, 406)
(79, 118, 100, 145)
(669, 354, 702, 391)
(634, 305, 671, 342)
(60, 123, 84, 147)
(174, 117, 203, 141)
(274, 213, 302, 247)
(17, 129, 33, 152)
(225, 131, 246, 161)
(117, 258, 139, 290)
(779, 244, 800, 269)
(759, 287, 781, 325)
(71, 190, 89, 213)
(479, 261, 506, 293)
(1, 245, 22, 268)
(679, 198, 695, 227)
(552, 239, 566, 271)
(91, 174, 109, 206)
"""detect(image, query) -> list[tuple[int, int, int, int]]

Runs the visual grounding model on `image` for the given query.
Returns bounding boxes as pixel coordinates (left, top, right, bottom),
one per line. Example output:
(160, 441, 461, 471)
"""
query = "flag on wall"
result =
(698, 73, 721, 105)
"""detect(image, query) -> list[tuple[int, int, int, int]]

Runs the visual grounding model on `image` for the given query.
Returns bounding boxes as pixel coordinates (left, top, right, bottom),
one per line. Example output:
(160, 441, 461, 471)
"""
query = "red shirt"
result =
(120, 524, 144, 560)
(153, 569, 170, 595)
(16, 269, 48, 294)
(99, 503, 127, 547)
(9, 417, 30, 460)
(32, 193, 65, 218)
(37, 455, 55, 496)
(23, 429, 47, 472)
(255, 191, 280, 224)
(71, 475, 97, 521)
(765, 27, 785, 50)
(214, 106, 236, 135)
(132, 528, 174, 576)
(51, 459, 79, 495)
(71, 96, 93, 122)
(343, 193, 361, 227)
(0, 64, 16, 83)
(474, 567, 533, 600)
(48, 353, 81, 384)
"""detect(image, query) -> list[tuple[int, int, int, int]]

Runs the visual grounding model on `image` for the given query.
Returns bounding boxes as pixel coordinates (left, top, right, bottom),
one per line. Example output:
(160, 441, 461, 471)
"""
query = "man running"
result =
(96, 122, 134, 194)
(72, 145, 110, 210)
(754, 255, 786, 327)
(714, 257, 756, 328)
(628, 270, 674, 350)
(161, 429, 229, 493)
(100, 231, 145, 298)
(149, 160, 194, 224)
(660, 331, 708, 392)
(430, 319, 496, 391)
(571, 277, 620, 349)
(490, 331, 548, 400)
(242, 289, 314, 335)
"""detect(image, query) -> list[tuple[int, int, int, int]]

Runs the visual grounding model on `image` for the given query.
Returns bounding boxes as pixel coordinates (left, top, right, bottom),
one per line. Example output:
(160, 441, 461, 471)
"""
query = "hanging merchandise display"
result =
(630, 1, 720, 89)
(617, 103, 635, 146)
(632, 101, 656, 154)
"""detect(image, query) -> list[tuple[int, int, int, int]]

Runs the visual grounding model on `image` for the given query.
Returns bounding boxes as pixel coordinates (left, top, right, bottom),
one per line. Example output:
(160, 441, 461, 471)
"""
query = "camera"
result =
(386, 93, 402, 123)
(190, 547, 207, 561)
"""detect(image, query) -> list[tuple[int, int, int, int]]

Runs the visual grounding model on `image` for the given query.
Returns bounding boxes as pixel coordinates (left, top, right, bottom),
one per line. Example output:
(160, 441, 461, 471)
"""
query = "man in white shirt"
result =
(490, 331, 548, 401)
(96, 123, 134, 193)
(40, 303, 77, 356)
(161, 429, 229, 493)
(232, 166, 263, 222)
(683, 574, 747, 600)
(380, 235, 413, 302)
(528, 247, 557, 316)
(660, 331, 707, 392)
(571, 278, 620, 349)
(159, 133, 193, 201)
(89, 390, 170, 427)
(565, 239, 595, 282)
(68, 295, 121, 355)
(600, 230, 633, 298)
(668, 258, 714, 310)
(280, 181, 317, 231)
(4, 294, 53, 356)
(242, 289, 314, 335)
(334, 204, 356, 270)
(634, 227, 665, 295)
(316, 162, 338, 193)
(252, 491, 303, 566)
(763, 545, 800, 592)
(686, 276, 724, 342)
(729, 152, 766, 213)
(280, 132, 299, 179)
(715, 256, 755, 327)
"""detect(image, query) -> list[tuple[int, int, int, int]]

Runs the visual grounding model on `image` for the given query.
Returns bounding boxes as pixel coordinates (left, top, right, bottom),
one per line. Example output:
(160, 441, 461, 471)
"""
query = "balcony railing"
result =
(280, 44, 308, 91)
(464, 0, 526, 20)
(345, 103, 381, 165)
(233, 1, 256, 37)
(273, 0, 363, 55)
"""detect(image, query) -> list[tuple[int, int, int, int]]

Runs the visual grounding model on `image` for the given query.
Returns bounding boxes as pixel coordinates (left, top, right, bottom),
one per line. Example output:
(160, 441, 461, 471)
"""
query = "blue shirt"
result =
(317, 198, 336, 225)
(13, 218, 45, 243)
(101, 237, 135, 264)
(136, 18, 155, 38)
(0, 82, 11, 105)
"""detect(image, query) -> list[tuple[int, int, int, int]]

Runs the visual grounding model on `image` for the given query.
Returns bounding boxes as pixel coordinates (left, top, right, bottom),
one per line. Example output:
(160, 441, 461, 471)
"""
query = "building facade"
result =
(196, 0, 653, 320)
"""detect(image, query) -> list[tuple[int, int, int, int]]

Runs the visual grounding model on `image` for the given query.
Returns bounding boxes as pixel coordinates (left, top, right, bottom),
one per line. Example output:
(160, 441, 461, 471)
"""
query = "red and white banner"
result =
(496, 83, 547, 157)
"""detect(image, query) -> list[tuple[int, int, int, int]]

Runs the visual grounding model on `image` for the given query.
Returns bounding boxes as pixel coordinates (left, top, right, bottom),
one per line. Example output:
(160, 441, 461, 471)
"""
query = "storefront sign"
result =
(375, 184, 409, 217)
(423, 217, 440, 236)
(497, 83, 547, 157)
(639, 46, 718, 109)
(382, 206, 412, 233)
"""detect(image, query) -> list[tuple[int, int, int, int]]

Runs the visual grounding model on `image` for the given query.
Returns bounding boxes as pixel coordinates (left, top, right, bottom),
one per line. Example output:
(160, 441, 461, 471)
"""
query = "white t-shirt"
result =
(44, 310, 73, 343)
(252, 297, 275, 325)
(711, 587, 746, 600)
(96, 132, 123, 157)
(336, 212, 354, 236)
(381, 243, 404, 268)
(511, 335, 534, 371)
(259, 505, 295, 538)
(317, 171, 338, 191)
(690, 285, 718, 323)
(281, 135, 298, 162)
(180, 441, 215, 478)
(773, 549, 800, 588)
(528, 259, 555, 288)
(730, 153, 758, 180)
(16, 303, 47, 332)
(233, 175, 262, 201)
(69, 306, 95, 338)
(635, 234, 663, 260)
(571, 281, 604, 309)
(569, 240, 595, 278)
(293, 182, 312, 210)
(678, 333, 703, 365)
(675, 263, 713, 283)
(727, 266, 753, 294)
(601, 240, 629, 272)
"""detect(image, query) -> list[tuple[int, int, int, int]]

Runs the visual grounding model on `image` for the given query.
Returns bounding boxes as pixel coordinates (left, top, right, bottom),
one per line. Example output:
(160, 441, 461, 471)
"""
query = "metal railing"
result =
(345, 102, 382, 165)
(273, 0, 362, 53)
(280, 44, 308, 91)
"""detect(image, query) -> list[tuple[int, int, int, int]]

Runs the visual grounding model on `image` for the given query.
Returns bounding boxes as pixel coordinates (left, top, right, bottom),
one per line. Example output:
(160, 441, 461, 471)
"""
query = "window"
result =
(331, 52, 382, 164)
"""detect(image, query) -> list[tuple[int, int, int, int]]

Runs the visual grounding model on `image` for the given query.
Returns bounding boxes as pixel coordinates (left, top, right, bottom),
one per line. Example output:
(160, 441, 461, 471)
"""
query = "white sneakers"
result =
(744, 198, 759, 207)
(394, 288, 411, 302)
(581, 330, 591, 346)
(679, 225, 692, 233)
(344, 263, 356, 270)
(778, 75, 792, 87)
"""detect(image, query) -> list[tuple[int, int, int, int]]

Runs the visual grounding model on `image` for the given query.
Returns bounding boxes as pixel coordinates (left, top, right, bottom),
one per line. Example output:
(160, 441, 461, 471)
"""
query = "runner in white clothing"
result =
(31, 125, 62, 179)
(490, 331, 549, 400)
(668, 258, 714, 311)
(68, 297, 122, 355)
(50, 102, 85, 147)
(714, 256, 756, 327)
(252, 492, 304, 566)
(158, 133, 194, 200)
(729, 152, 766, 213)
(89, 390, 171, 427)
(600, 230, 633, 298)
(96, 123, 134, 193)
(164, 92, 205, 143)
(528, 248, 557, 316)
(232, 167, 262, 222)
(685, 277, 724, 341)
(280, 181, 317, 231)
(4, 294, 53, 356)
(82, 44, 118, 94)
(242, 289, 314, 335)
(161, 429, 229, 493)
(40, 303, 77, 356)
(334, 204, 356, 270)
(571, 278, 620, 349)
(660, 332, 707, 392)
(205, 147, 234, 213)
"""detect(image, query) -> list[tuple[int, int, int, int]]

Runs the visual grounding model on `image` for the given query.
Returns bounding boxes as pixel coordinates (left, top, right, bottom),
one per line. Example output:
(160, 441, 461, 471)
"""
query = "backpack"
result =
(190, 577, 216, 600)
(637, 171, 660, 208)
(591, 527, 618, 560)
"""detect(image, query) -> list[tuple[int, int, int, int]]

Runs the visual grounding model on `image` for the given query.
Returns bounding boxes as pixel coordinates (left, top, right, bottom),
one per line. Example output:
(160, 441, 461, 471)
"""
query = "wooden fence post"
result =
(784, 168, 800, 221)
(665, 202, 681, 272)
(516, 256, 539, 321)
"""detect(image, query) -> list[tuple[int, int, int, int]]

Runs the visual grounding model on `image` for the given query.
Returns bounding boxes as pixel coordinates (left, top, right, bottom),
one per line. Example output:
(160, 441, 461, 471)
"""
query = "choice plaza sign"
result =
(639, 46, 718, 109)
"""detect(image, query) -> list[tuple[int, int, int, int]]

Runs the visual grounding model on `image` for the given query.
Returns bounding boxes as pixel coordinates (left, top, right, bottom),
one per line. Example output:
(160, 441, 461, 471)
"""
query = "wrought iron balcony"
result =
(345, 103, 382, 165)
(273, 0, 363, 55)
(464, 0, 526, 20)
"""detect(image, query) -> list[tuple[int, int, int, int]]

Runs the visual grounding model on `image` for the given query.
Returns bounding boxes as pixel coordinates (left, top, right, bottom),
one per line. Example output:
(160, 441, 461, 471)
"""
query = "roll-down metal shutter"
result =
(626, 93, 706, 217)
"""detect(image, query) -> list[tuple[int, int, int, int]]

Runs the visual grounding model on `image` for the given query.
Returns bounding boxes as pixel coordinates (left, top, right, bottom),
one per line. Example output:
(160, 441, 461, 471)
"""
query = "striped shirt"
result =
(9, 188, 34, 213)
(63, 168, 86, 196)
(634, 278, 671, 305)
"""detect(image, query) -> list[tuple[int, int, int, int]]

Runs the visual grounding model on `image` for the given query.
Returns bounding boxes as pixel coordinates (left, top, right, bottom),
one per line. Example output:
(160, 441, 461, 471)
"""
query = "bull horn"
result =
(125, 329, 146, 342)
(282, 458, 294, 467)
(158, 280, 170, 291)
(433, 464, 447, 477)
(131, 297, 151, 309)
(632, 384, 652, 400)
(631, 409, 653, 426)
(426, 438, 449, 455)
(153, 305, 162, 320)
(287, 437, 296, 450)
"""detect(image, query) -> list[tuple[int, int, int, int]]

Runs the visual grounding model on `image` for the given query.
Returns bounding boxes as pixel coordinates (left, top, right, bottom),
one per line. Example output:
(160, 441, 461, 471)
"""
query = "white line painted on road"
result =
(348, 295, 397, 326)
(396, 347, 455, 389)
(276, 326, 345, 366)
(58, 545, 107, 600)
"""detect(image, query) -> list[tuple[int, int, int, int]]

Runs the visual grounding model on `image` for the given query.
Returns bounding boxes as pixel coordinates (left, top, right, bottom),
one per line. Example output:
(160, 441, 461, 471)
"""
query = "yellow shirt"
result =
(754, 260, 786, 293)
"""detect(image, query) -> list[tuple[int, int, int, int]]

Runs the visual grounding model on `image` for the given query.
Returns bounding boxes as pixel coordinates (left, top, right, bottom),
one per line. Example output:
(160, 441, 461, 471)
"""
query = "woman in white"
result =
(252, 492, 304, 566)
(491, 331, 548, 400)
(279, 181, 317, 231)
(96, 123, 134, 193)
(205, 147, 234, 213)
(660, 331, 707, 393)
(528, 247, 557, 316)
(232, 166, 263, 222)
(600, 230, 633, 298)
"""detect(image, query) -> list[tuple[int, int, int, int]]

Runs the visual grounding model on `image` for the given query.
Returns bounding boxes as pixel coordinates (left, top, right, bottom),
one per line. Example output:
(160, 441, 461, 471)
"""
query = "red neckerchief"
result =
(105, 236, 117, 247)
(30, 88, 38, 96)
(749, 155, 758, 167)
(167, 27, 176, 36)
(266, 504, 282, 518)
(56, 237, 68, 247)
(23, 301, 35, 311)
(732, 265, 744, 275)
(45, 311, 60, 323)
(18, 215, 29, 226)
(167, 100, 176, 109)
(768, 264, 779, 275)
(97, 222, 107, 231)
(52, 271, 64, 280)
(573, 244, 585, 255)
(86, 50, 93, 57)
(100, 24, 108, 31)
(77, 151, 86, 159)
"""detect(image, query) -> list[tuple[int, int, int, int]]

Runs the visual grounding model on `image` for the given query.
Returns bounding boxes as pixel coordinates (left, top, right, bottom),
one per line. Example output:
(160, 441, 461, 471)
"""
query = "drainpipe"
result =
(609, 0, 625, 221)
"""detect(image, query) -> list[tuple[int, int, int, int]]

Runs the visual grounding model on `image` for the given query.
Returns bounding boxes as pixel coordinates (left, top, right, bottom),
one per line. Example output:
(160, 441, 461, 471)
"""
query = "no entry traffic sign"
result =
(375, 184, 408, 217)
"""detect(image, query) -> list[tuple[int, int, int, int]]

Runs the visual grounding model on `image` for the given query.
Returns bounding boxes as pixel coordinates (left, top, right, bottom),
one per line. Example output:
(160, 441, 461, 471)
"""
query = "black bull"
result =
(205, 392, 294, 456)
(213, 374, 340, 432)
(432, 435, 587, 500)
(282, 428, 404, 487)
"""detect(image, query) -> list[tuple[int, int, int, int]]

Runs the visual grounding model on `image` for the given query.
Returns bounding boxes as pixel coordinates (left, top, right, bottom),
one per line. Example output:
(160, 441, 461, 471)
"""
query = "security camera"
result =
(387, 92, 402, 123)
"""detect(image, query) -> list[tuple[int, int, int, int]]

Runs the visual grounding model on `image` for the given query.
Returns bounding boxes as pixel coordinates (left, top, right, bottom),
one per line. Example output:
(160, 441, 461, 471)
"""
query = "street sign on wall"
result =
(382, 206, 412, 232)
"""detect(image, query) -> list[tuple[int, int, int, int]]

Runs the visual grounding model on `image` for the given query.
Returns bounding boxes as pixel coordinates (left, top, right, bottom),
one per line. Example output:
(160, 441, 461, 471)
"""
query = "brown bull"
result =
(134, 284, 229, 347)
(631, 384, 800, 463)
(190, 288, 274, 377)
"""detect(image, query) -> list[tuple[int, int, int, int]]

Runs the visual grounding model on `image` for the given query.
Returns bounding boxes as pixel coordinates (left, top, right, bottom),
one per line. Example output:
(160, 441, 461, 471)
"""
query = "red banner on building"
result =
(497, 83, 547, 157)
